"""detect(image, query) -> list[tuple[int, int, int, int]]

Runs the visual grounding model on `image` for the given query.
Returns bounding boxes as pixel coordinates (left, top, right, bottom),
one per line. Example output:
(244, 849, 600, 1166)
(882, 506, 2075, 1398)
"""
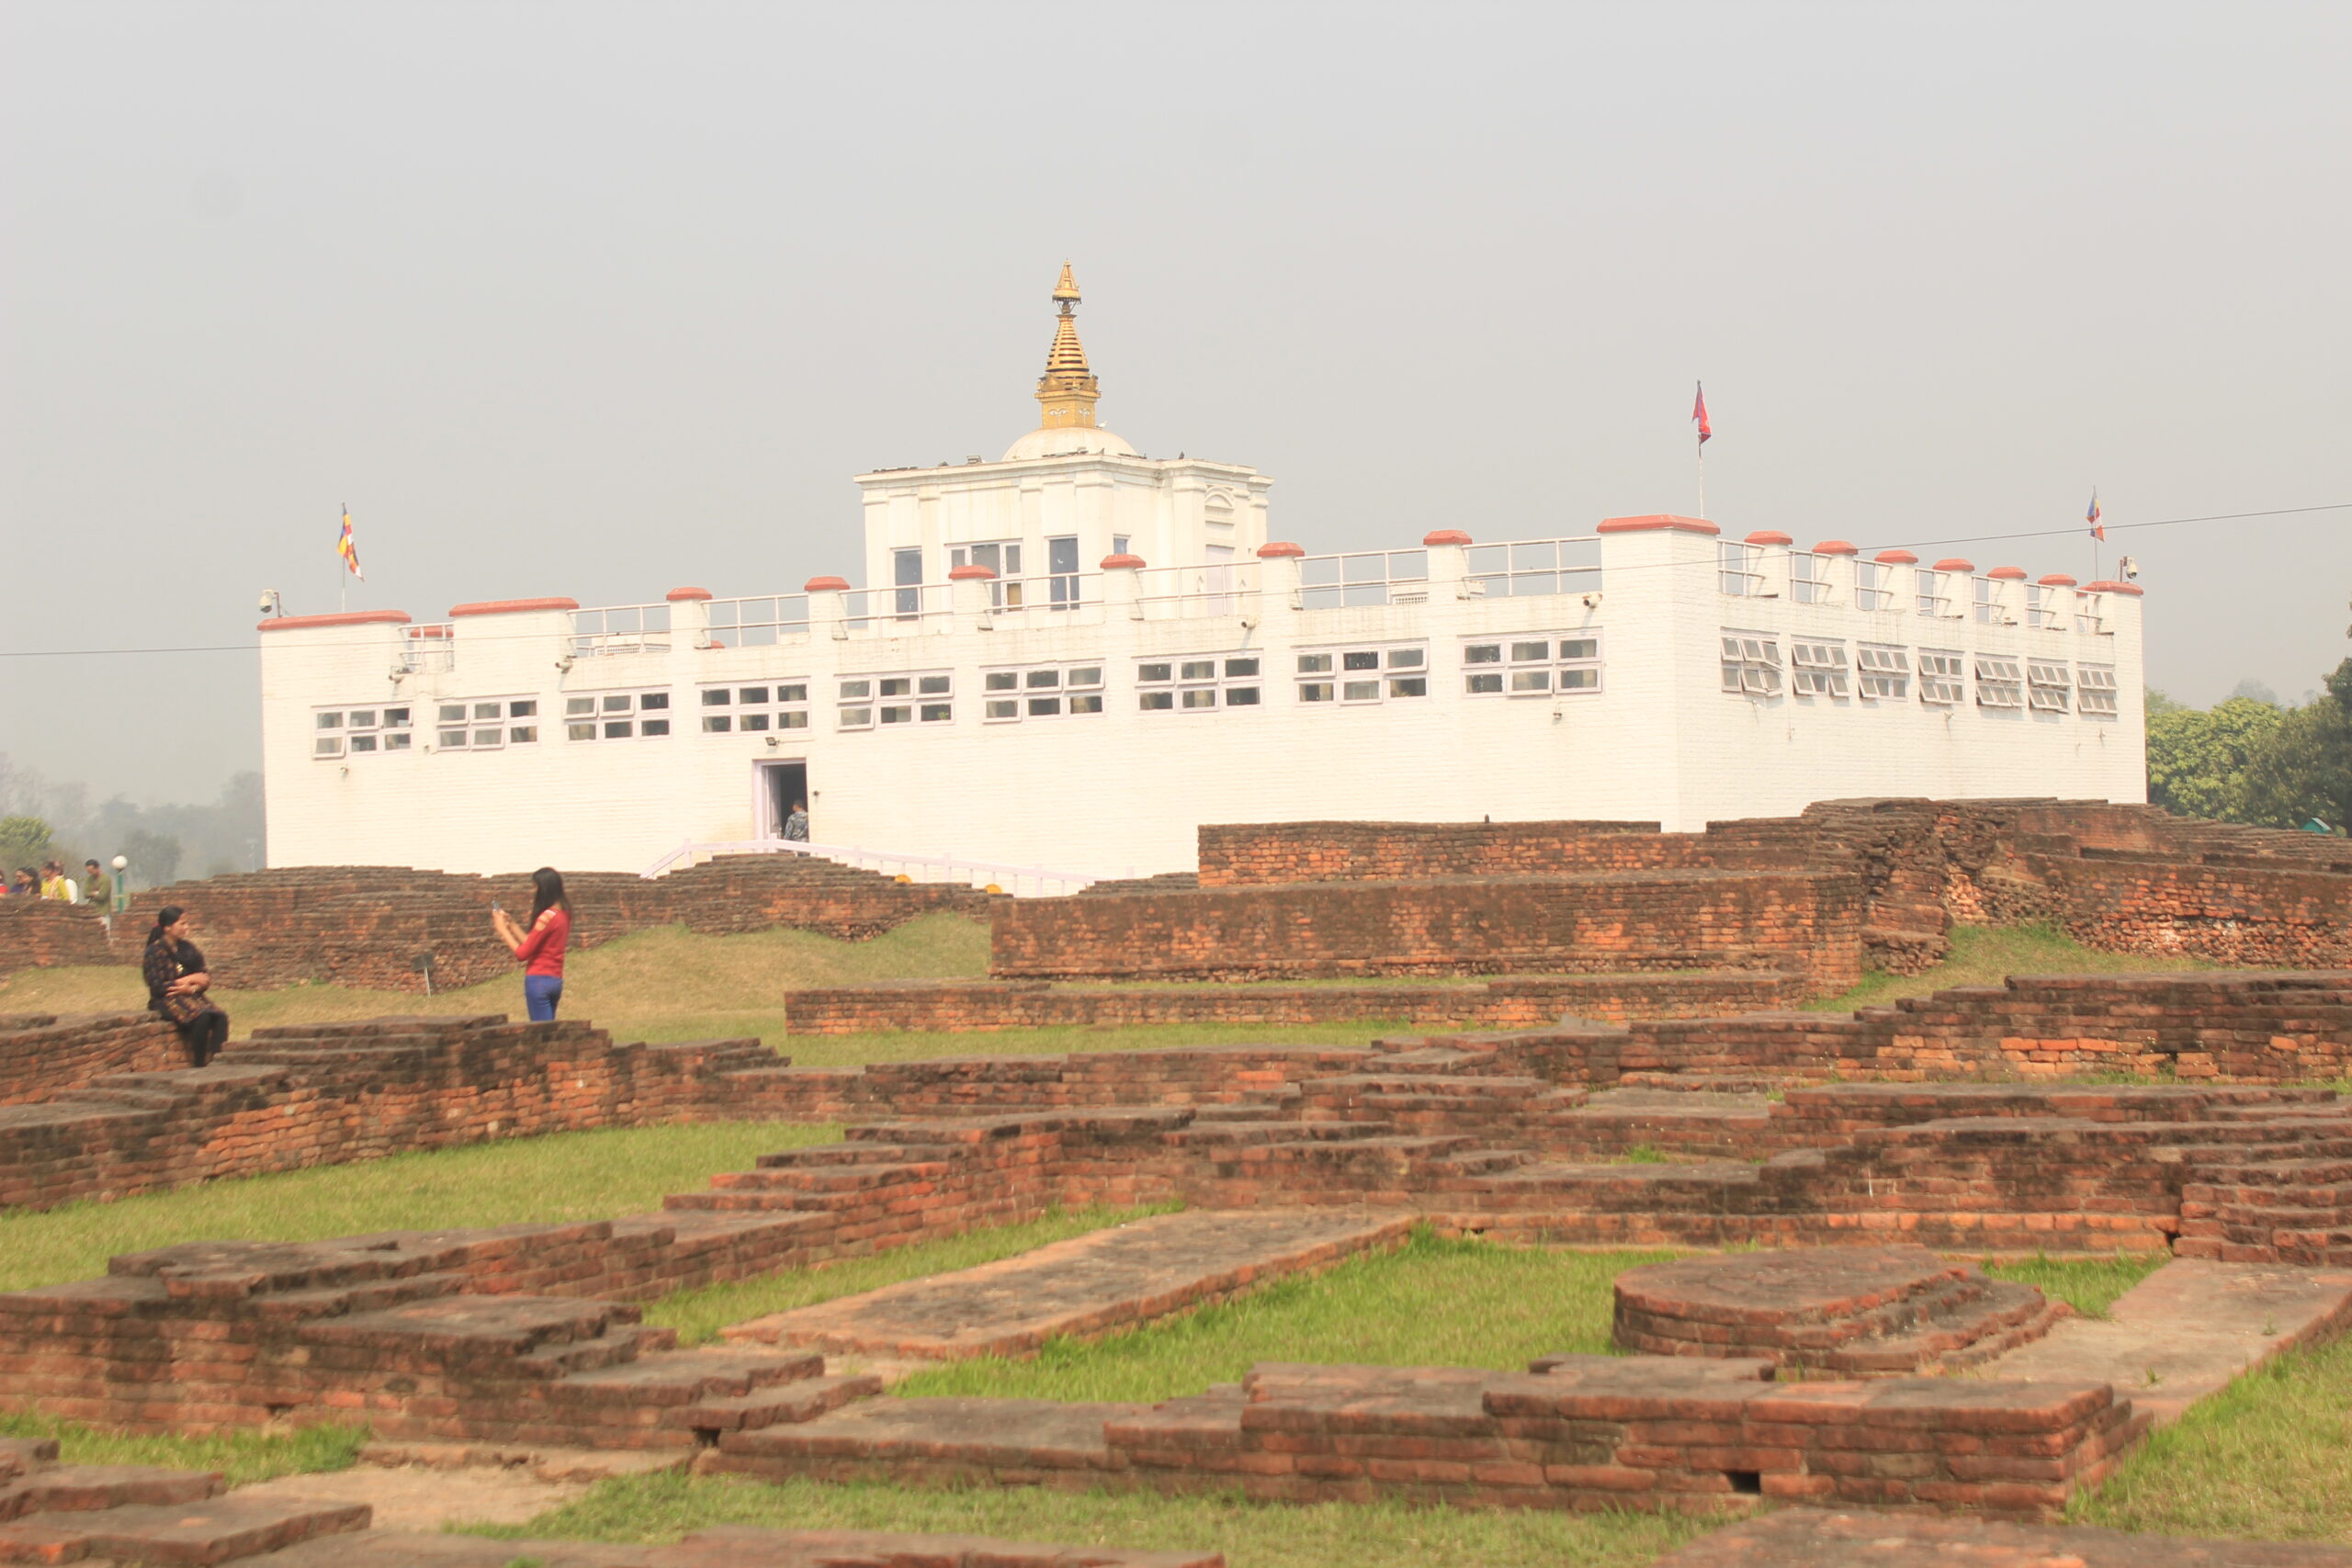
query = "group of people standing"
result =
(135, 864, 577, 1072)
(5, 858, 110, 905)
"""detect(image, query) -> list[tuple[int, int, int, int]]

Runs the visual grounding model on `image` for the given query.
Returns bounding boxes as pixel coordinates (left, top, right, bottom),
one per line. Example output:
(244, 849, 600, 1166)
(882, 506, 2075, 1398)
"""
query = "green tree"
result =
(2238, 658, 2352, 830)
(119, 829, 183, 888)
(0, 815, 55, 869)
(2145, 696, 2284, 822)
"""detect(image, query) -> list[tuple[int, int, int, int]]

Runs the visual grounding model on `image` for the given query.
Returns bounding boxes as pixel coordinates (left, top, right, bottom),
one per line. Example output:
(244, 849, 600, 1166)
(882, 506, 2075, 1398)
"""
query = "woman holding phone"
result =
(492, 866, 572, 1021)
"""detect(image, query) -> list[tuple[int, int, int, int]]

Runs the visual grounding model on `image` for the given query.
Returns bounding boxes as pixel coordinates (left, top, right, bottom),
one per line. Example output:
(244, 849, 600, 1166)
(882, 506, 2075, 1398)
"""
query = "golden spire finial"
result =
(1035, 263, 1099, 430)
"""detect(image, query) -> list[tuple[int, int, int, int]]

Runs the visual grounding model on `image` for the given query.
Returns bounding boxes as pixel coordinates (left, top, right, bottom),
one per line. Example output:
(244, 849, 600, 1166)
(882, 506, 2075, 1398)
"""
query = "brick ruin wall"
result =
(779, 972, 1807, 1035)
(0, 1012, 187, 1109)
(0, 1015, 773, 1212)
(71, 854, 996, 993)
(0, 898, 116, 980)
(989, 870, 1864, 991)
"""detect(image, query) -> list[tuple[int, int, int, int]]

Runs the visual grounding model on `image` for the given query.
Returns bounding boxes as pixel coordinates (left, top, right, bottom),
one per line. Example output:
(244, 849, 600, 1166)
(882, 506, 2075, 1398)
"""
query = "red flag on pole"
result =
(1692, 383, 1712, 446)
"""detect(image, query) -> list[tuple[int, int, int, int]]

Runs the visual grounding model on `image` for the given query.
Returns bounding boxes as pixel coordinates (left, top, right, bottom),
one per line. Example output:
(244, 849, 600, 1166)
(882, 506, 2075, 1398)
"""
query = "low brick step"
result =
(1620, 1070, 1832, 1092)
(1259, 1133, 1482, 1166)
(300, 1295, 629, 1368)
(0, 1442, 56, 1488)
(248, 1271, 471, 1324)
(754, 1144, 960, 1169)
(2201, 1198, 2352, 1232)
(1164, 1119, 1396, 1147)
(1185, 1103, 1292, 1123)
(550, 1348, 824, 1409)
(1418, 1147, 1539, 1179)
(707, 1160, 958, 1194)
(2186, 1157, 2352, 1190)
(1809, 1282, 2067, 1374)
(679, 1372, 883, 1433)
(0, 1493, 369, 1564)
(0, 1463, 221, 1520)
(510, 1325, 671, 1382)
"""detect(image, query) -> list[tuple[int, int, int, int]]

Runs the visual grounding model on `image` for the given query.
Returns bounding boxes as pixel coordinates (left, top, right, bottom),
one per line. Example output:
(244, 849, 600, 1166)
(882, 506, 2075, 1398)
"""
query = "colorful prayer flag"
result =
(337, 506, 364, 580)
(2086, 489, 2104, 542)
(1692, 383, 1712, 446)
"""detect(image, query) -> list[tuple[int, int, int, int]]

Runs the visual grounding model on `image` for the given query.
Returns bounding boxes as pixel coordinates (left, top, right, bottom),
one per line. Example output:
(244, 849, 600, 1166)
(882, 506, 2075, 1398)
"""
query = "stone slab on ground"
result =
(724, 1208, 1415, 1360)
(0, 1490, 371, 1564)
(260, 1524, 1225, 1566)
(356, 1440, 694, 1484)
(1982, 1258, 2352, 1423)
(236, 1465, 594, 1533)
(701, 1396, 1147, 1483)
(1652, 1507, 2352, 1566)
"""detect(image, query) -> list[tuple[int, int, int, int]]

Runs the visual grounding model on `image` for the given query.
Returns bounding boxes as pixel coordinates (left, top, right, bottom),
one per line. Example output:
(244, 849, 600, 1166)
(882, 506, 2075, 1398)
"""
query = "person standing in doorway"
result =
(492, 866, 572, 1021)
(784, 800, 810, 841)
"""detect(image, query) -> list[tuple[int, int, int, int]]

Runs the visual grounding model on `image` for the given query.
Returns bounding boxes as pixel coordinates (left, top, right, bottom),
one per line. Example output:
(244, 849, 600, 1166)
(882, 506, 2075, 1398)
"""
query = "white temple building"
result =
(257, 267, 2148, 882)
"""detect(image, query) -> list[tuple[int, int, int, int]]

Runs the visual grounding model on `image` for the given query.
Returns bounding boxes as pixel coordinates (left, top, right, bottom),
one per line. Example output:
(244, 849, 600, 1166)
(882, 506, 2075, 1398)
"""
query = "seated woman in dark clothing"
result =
(142, 905, 229, 1067)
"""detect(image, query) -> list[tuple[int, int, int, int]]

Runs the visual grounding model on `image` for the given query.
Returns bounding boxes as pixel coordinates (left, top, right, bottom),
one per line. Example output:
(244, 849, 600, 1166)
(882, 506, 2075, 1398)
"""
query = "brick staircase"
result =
(0, 1436, 368, 1564)
(2177, 1116, 2352, 1265)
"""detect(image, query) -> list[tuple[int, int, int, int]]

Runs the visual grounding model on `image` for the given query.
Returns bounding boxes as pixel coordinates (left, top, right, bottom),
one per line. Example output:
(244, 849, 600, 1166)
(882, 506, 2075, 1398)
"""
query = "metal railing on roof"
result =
(1464, 536, 1601, 600)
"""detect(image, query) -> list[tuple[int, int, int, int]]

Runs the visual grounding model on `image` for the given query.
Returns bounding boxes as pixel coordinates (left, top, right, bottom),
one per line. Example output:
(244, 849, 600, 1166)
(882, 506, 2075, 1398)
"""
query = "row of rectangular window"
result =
(1724, 634, 2116, 714)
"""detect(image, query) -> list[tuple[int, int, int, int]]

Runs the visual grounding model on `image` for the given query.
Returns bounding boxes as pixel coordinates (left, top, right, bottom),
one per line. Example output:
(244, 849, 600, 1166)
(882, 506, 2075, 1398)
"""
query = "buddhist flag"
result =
(1692, 382, 1712, 446)
(337, 506, 364, 580)
(2086, 489, 2105, 542)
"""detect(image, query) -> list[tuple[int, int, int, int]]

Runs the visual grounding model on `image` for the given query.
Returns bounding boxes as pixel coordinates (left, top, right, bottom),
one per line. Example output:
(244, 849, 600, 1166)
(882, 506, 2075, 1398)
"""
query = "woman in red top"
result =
(492, 867, 572, 1021)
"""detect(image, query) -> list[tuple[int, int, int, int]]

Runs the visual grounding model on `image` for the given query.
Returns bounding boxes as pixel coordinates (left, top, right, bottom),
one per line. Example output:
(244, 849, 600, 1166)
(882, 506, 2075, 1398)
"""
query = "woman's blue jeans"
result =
(525, 974, 563, 1021)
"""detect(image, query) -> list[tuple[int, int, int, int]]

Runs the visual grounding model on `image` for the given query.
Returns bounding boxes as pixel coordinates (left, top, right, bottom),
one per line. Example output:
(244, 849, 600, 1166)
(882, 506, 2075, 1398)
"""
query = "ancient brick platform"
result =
(725, 1209, 1414, 1361)
(700, 1354, 2144, 1520)
(0, 1010, 185, 1108)
(0, 1015, 771, 1212)
(99, 852, 994, 993)
(0, 1435, 370, 1565)
(781, 971, 1806, 1034)
(0, 898, 114, 979)
(1611, 1246, 2066, 1374)
(1651, 1507, 2352, 1567)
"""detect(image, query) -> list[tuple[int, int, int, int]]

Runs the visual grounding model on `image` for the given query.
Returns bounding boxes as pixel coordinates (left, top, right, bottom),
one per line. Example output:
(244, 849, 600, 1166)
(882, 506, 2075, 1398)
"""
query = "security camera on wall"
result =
(1581, 592, 1602, 610)
(2120, 556, 2139, 580)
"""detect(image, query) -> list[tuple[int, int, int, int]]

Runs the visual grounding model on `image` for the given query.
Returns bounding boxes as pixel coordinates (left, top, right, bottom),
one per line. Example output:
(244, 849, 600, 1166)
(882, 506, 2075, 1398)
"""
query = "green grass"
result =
(780, 1020, 1415, 1066)
(1983, 1253, 2169, 1318)
(1812, 921, 2224, 1012)
(892, 1231, 1674, 1404)
(646, 1203, 1179, 1345)
(0, 1408, 367, 1485)
(473, 1470, 1709, 1568)
(0, 1120, 836, 1292)
(2071, 1334, 2352, 1542)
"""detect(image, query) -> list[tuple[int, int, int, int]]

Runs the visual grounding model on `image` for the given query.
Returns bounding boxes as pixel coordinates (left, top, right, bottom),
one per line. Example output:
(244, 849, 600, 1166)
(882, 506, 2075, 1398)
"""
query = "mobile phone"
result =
(491, 901, 503, 913)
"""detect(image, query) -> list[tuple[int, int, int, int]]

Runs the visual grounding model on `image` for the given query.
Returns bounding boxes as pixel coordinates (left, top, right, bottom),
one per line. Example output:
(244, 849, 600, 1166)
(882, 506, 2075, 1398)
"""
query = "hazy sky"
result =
(5, 2, 2349, 807)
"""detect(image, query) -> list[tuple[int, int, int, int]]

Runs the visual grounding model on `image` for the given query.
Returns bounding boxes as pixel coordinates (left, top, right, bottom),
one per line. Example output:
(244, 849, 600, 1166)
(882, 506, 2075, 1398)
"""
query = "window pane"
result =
(1511, 641, 1550, 662)
(920, 704, 951, 722)
(918, 674, 950, 694)
(880, 705, 911, 724)
(313, 736, 343, 756)
(780, 710, 808, 728)
(1388, 676, 1427, 698)
(509, 726, 537, 743)
(348, 734, 377, 752)
(1181, 688, 1217, 709)
(987, 671, 1019, 690)
(840, 680, 870, 698)
(1464, 644, 1501, 664)
(1386, 648, 1425, 669)
(987, 699, 1019, 719)
(1067, 667, 1102, 687)
(778, 683, 807, 703)
(839, 707, 872, 728)
(1296, 653, 1332, 673)
(1342, 650, 1380, 671)
(742, 713, 770, 731)
(383, 707, 410, 727)
(703, 716, 732, 733)
(639, 692, 669, 710)
(1181, 660, 1216, 680)
(1511, 670, 1552, 692)
(1559, 667, 1600, 690)
(317, 712, 343, 729)
(1028, 696, 1062, 716)
(508, 700, 537, 717)
(469, 727, 498, 745)
(1467, 672, 1503, 694)
(474, 702, 501, 720)
(440, 729, 469, 748)
(741, 687, 770, 705)
(567, 722, 596, 740)
(566, 697, 595, 716)
(1297, 682, 1334, 702)
(385, 732, 413, 750)
(1223, 658, 1258, 678)
(1559, 638, 1598, 660)
(347, 711, 376, 728)
(605, 719, 633, 738)
(1069, 694, 1103, 714)
(881, 677, 910, 697)
(1026, 669, 1061, 688)
(1343, 680, 1380, 701)
(603, 694, 631, 712)
(440, 705, 468, 723)
(1138, 662, 1172, 682)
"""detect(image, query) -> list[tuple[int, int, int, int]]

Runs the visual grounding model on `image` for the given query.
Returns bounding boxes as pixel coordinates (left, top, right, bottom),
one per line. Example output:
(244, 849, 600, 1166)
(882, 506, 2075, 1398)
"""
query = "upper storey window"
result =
(439, 699, 537, 750)
(1139, 657, 1261, 712)
(1297, 646, 1426, 705)
(312, 705, 413, 758)
(1720, 634, 1782, 696)
(565, 690, 668, 741)
(1463, 636, 1600, 696)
